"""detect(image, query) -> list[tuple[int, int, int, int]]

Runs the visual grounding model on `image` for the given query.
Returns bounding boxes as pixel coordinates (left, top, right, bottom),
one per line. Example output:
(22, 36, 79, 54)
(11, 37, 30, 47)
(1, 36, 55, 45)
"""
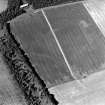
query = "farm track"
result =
(41, 9, 85, 88)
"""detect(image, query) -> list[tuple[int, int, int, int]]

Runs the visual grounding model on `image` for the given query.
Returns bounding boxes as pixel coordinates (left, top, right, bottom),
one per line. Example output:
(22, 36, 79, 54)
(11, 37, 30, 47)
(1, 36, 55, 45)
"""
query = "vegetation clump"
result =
(0, 0, 25, 28)
(25, 0, 83, 9)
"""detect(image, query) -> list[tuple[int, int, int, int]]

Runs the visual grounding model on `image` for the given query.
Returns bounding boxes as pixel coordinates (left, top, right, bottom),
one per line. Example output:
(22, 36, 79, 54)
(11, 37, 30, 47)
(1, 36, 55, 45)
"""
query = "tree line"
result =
(25, 0, 83, 9)
(0, 0, 25, 29)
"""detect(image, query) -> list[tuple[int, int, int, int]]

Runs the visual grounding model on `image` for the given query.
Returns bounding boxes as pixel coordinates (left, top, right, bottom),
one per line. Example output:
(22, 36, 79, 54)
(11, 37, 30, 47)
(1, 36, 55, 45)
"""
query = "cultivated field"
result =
(45, 2, 105, 79)
(9, 0, 105, 88)
(8, 1, 105, 105)
(83, 0, 105, 37)
(10, 11, 75, 88)
(49, 69, 105, 105)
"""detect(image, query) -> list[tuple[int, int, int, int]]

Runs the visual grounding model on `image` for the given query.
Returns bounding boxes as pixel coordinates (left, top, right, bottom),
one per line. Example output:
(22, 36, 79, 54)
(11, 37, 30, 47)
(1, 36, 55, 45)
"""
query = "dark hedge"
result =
(0, 0, 25, 29)
(25, 0, 83, 9)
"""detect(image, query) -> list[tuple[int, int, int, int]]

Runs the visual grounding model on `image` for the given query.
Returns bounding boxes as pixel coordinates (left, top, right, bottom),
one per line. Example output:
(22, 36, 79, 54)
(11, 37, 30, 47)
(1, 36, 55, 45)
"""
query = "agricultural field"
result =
(49, 69, 105, 105)
(8, 0, 105, 105)
(10, 11, 75, 88)
(83, 0, 105, 37)
(45, 2, 105, 79)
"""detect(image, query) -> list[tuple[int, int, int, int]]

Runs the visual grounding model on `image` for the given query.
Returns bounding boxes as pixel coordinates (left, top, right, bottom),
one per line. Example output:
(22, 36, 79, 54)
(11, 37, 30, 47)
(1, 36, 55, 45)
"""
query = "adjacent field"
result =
(49, 69, 105, 105)
(10, 11, 75, 88)
(83, 0, 105, 37)
(8, 1, 105, 105)
(45, 2, 105, 79)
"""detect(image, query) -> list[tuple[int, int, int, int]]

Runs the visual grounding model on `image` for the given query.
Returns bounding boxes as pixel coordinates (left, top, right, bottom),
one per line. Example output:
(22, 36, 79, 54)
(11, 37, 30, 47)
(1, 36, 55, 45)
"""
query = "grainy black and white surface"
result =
(0, 53, 27, 105)
(44, 2, 105, 79)
(0, 0, 105, 105)
(24, 0, 83, 9)
(0, 25, 58, 105)
(10, 11, 75, 88)
(0, 29, 27, 105)
(0, 0, 7, 13)
(9, 0, 105, 105)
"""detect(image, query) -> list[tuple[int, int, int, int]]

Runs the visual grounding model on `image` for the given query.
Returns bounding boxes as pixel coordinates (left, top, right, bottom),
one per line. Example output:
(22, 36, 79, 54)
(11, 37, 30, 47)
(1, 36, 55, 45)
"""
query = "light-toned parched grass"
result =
(0, 0, 8, 13)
